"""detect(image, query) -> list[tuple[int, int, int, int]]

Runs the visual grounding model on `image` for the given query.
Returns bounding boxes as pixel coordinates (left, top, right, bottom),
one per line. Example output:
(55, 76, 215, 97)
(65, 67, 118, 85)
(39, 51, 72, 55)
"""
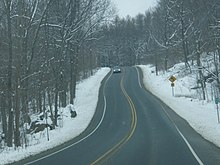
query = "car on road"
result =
(113, 66, 121, 73)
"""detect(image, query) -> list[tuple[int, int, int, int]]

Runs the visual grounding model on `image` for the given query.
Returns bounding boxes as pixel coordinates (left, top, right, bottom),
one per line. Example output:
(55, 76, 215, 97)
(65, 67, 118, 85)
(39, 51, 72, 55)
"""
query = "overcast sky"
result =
(112, 0, 158, 18)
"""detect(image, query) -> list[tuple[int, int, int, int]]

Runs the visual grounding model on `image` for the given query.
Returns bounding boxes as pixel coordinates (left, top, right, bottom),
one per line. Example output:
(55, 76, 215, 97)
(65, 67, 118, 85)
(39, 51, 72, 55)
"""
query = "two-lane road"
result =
(13, 67, 220, 165)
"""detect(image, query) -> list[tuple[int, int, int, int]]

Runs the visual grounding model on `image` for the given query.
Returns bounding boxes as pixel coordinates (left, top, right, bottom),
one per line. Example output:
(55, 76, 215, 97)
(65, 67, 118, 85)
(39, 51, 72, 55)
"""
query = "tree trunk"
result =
(47, 90, 55, 129)
(164, 49, 168, 71)
(37, 91, 42, 113)
(14, 0, 25, 147)
(54, 83, 58, 126)
(14, 77, 21, 147)
(214, 50, 220, 92)
(179, 3, 190, 69)
(70, 56, 74, 104)
(196, 40, 206, 100)
(60, 87, 67, 107)
(155, 54, 158, 76)
(70, 44, 79, 104)
(181, 24, 188, 68)
(5, 0, 14, 147)
(0, 93, 7, 139)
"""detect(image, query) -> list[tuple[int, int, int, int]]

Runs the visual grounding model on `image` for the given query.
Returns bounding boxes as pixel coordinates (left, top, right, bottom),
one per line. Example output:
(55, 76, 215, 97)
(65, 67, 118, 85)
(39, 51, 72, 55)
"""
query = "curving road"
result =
(13, 67, 220, 165)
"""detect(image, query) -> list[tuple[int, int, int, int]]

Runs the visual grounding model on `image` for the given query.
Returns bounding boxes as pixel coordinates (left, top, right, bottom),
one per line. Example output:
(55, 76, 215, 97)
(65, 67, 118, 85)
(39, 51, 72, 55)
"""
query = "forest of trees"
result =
(0, 0, 220, 150)
(0, 0, 114, 148)
(99, 0, 220, 100)
(100, 0, 220, 70)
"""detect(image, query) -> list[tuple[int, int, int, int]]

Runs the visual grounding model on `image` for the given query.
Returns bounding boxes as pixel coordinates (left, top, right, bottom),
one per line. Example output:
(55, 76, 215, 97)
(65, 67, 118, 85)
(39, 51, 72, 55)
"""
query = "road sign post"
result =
(215, 97, 220, 123)
(171, 82, 175, 96)
(169, 76, 176, 97)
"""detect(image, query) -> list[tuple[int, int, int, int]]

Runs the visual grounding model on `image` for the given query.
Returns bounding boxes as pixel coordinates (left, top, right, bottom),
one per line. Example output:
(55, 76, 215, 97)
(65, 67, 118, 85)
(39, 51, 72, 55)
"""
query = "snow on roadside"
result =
(139, 65, 220, 147)
(0, 67, 110, 165)
(2, 64, 220, 164)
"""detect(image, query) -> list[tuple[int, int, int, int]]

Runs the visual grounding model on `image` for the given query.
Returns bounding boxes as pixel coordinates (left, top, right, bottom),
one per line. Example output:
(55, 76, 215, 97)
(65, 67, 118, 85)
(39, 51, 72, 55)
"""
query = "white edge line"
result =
(25, 72, 112, 165)
(161, 105, 204, 165)
(136, 66, 204, 165)
(175, 124, 204, 165)
(134, 66, 142, 88)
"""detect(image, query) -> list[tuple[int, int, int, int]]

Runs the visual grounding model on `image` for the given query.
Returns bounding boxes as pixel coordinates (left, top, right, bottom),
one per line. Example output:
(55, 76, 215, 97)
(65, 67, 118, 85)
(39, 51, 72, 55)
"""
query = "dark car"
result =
(113, 66, 121, 73)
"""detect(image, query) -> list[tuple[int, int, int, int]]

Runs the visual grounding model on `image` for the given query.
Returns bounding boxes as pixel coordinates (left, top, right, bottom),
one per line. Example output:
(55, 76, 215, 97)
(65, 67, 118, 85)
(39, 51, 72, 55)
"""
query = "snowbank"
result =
(0, 67, 110, 165)
(139, 65, 220, 147)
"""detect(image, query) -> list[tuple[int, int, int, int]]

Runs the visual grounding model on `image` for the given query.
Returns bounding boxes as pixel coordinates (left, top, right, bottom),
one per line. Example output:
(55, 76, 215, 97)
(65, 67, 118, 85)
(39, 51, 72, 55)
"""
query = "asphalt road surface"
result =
(12, 67, 220, 165)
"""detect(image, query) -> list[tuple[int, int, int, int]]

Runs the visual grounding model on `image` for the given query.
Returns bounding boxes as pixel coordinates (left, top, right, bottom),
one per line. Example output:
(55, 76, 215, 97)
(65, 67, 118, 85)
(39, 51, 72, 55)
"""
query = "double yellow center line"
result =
(91, 73, 138, 165)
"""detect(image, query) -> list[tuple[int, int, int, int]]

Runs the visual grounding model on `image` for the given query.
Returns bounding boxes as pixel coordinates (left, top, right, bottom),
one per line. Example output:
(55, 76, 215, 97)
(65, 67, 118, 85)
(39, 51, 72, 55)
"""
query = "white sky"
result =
(112, 0, 158, 18)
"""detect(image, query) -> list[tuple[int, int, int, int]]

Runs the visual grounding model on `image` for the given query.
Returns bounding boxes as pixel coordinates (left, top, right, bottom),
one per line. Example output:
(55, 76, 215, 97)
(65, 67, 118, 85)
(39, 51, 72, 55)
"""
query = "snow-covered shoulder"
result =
(139, 65, 220, 147)
(0, 67, 110, 165)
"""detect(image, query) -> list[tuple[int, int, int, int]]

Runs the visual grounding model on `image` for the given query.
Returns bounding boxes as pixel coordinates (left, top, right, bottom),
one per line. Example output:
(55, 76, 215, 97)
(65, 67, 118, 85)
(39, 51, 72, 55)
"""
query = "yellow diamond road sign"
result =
(169, 76, 176, 83)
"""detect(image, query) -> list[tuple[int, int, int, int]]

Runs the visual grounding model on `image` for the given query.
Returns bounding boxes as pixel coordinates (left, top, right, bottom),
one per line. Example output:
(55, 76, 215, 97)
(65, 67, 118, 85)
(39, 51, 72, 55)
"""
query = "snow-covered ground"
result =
(0, 68, 110, 165)
(139, 64, 220, 147)
(1, 64, 220, 164)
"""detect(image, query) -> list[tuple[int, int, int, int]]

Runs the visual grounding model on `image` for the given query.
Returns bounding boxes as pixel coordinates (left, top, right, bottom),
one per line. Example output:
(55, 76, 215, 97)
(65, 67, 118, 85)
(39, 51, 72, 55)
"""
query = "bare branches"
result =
(0, 0, 114, 149)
